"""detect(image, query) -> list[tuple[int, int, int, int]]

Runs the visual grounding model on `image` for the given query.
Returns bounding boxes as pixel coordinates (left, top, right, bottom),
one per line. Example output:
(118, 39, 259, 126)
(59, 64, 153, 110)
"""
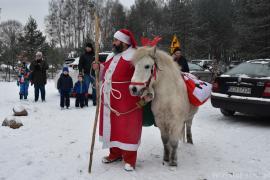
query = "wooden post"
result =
(88, 10, 100, 174)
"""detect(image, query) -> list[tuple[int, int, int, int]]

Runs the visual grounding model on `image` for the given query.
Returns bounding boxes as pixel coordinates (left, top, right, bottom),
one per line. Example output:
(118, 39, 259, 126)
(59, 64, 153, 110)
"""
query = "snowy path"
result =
(1, 81, 270, 180)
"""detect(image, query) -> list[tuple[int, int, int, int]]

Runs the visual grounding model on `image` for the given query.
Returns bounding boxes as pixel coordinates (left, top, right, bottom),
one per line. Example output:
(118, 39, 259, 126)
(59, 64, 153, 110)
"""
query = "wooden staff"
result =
(88, 9, 100, 174)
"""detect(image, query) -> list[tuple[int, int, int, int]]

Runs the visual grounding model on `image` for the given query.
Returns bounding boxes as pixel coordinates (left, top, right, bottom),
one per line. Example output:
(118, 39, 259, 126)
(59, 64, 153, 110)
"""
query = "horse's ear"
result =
(150, 46, 157, 58)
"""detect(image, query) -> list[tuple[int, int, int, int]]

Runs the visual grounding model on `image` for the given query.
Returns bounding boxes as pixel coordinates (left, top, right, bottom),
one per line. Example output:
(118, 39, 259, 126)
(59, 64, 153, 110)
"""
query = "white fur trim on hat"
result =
(114, 31, 131, 45)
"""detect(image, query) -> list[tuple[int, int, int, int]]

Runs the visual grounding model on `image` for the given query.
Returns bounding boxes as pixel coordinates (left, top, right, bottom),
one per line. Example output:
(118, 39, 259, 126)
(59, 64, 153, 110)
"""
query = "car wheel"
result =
(220, 108, 235, 116)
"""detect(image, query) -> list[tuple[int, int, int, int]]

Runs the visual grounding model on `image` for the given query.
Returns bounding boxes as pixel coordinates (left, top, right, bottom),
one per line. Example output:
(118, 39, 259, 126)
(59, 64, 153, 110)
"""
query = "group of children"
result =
(17, 65, 90, 109)
(57, 67, 89, 109)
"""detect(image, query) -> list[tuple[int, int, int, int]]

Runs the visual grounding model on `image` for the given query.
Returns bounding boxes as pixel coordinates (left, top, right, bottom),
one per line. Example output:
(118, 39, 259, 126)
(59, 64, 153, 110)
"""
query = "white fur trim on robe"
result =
(99, 46, 142, 151)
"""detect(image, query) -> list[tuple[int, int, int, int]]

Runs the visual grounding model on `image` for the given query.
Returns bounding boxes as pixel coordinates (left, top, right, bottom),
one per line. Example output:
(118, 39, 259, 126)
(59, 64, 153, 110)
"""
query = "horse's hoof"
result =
(187, 138, 193, 144)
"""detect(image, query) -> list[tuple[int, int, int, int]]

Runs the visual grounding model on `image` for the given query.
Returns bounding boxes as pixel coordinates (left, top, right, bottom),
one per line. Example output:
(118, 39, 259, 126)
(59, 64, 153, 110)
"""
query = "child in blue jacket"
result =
(73, 74, 88, 108)
(17, 66, 30, 100)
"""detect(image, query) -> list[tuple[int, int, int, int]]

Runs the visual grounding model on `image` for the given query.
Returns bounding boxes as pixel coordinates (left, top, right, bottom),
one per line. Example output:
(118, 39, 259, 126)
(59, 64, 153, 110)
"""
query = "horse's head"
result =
(129, 46, 158, 96)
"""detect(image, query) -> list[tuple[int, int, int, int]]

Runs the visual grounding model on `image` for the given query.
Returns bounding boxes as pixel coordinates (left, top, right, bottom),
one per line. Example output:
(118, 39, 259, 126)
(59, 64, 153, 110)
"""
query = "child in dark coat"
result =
(73, 74, 88, 108)
(57, 67, 73, 109)
(17, 66, 30, 100)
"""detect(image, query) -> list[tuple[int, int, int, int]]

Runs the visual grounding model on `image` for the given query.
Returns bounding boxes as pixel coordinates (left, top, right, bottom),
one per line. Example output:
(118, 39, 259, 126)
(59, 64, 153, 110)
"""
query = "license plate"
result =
(228, 86, 251, 94)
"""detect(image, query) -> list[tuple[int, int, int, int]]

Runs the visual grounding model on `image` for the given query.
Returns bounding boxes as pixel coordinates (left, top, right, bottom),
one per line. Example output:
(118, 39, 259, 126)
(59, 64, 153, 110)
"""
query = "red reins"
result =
(130, 63, 157, 88)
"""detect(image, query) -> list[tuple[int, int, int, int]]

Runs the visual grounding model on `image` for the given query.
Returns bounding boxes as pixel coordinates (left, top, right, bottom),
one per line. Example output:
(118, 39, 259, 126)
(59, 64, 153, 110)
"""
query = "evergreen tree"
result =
(46, 42, 65, 67)
(191, 0, 233, 61)
(43, 0, 269, 61)
(18, 16, 46, 61)
(0, 40, 5, 63)
(234, 0, 270, 59)
(127, 0, 160, 40)
(166, 0, 193, 54)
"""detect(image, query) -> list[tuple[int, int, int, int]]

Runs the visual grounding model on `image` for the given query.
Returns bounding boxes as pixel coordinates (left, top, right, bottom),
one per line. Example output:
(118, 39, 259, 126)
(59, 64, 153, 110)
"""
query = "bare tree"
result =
(0, 20, 23, 67)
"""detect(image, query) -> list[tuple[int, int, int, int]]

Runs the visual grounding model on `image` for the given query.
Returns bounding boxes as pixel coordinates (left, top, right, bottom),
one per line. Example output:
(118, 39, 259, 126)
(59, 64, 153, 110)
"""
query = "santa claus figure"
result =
(97, 29, 143, 171)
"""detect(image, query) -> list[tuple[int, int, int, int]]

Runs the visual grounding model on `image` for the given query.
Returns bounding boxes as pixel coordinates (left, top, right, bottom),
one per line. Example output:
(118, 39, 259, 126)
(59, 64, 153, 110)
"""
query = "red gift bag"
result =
(182, 73, 212, 106)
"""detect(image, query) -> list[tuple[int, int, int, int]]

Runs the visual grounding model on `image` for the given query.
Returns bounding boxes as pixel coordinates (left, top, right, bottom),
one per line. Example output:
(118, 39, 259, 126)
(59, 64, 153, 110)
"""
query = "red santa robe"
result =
(99, 47, 143, 151)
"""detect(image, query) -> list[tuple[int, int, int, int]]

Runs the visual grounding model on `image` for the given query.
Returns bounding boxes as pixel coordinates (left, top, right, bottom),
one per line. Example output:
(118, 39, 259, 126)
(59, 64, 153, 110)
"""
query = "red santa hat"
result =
(113, 29, 137, 48)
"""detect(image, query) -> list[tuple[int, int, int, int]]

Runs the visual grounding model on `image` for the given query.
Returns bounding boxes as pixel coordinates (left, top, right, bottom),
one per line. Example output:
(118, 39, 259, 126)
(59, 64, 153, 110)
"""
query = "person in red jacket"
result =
(93, 29, 143, 171)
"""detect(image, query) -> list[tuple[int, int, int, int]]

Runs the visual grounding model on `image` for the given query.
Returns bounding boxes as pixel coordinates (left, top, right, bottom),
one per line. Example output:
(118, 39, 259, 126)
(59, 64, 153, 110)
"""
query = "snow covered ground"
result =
(1, 80, 270, 180)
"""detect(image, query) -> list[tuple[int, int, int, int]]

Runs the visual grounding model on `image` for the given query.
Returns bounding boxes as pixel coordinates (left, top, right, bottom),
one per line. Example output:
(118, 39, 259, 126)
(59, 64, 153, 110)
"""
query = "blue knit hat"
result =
(63, 67, 69, 72)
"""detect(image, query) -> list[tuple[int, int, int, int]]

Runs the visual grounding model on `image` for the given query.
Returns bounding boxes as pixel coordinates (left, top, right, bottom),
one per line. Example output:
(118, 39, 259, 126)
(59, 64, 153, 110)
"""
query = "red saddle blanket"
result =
(182, 73, 212, 106)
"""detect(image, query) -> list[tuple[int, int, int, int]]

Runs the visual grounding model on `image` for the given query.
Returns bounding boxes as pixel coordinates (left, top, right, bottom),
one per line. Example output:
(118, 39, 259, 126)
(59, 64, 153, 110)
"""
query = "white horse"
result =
(129, 46, 198, 166)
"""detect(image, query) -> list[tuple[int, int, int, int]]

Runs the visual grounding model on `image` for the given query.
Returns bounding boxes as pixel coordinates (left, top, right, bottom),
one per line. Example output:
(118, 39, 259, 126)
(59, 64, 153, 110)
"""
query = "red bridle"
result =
(130, 63, 157, 88)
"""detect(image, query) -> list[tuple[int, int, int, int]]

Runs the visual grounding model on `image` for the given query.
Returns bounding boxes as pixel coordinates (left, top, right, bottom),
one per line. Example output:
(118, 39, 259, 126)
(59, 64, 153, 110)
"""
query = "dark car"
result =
(228, 60, 242, 69)
(211, 59, 270, 117)
(98, 52, 111, 62)
(191, 59, 213, 68)
(188, 62, 213, 82)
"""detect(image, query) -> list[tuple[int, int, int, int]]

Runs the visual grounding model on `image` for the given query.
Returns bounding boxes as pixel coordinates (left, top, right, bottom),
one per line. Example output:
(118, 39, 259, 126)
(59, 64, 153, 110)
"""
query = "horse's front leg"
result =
(168, 122, 186, 166)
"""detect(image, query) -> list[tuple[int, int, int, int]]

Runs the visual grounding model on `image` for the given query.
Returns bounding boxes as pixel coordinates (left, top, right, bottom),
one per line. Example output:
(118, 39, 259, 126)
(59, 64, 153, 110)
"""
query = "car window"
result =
(205, 61, 213, 65)
(191, 60, 202, 65)
(191, 60, 212, 66)
(231, 61, 241, 65)
(225, 62, 270, 77)
(188, 63, 204, 71)
(64, 58, 75, 64)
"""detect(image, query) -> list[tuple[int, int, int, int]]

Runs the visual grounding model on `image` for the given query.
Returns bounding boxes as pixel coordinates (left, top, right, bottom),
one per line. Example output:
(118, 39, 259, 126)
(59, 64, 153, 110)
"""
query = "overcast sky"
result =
(0, 0, 135, 32)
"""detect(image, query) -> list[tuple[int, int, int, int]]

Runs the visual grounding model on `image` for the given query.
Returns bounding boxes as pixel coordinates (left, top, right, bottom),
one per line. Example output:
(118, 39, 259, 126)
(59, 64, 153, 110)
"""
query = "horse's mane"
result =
(132, 46, 181, 76)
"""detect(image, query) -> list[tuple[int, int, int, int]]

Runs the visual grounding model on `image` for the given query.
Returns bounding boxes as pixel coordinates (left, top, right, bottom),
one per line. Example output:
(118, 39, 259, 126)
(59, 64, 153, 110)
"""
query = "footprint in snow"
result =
(27, 161, 33, 166)
(150, 153, 160, 158)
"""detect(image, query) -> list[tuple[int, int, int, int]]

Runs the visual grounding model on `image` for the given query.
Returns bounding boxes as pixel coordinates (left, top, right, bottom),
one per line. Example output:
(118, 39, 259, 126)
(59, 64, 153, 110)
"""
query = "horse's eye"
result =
(145, 65, 150, 69)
